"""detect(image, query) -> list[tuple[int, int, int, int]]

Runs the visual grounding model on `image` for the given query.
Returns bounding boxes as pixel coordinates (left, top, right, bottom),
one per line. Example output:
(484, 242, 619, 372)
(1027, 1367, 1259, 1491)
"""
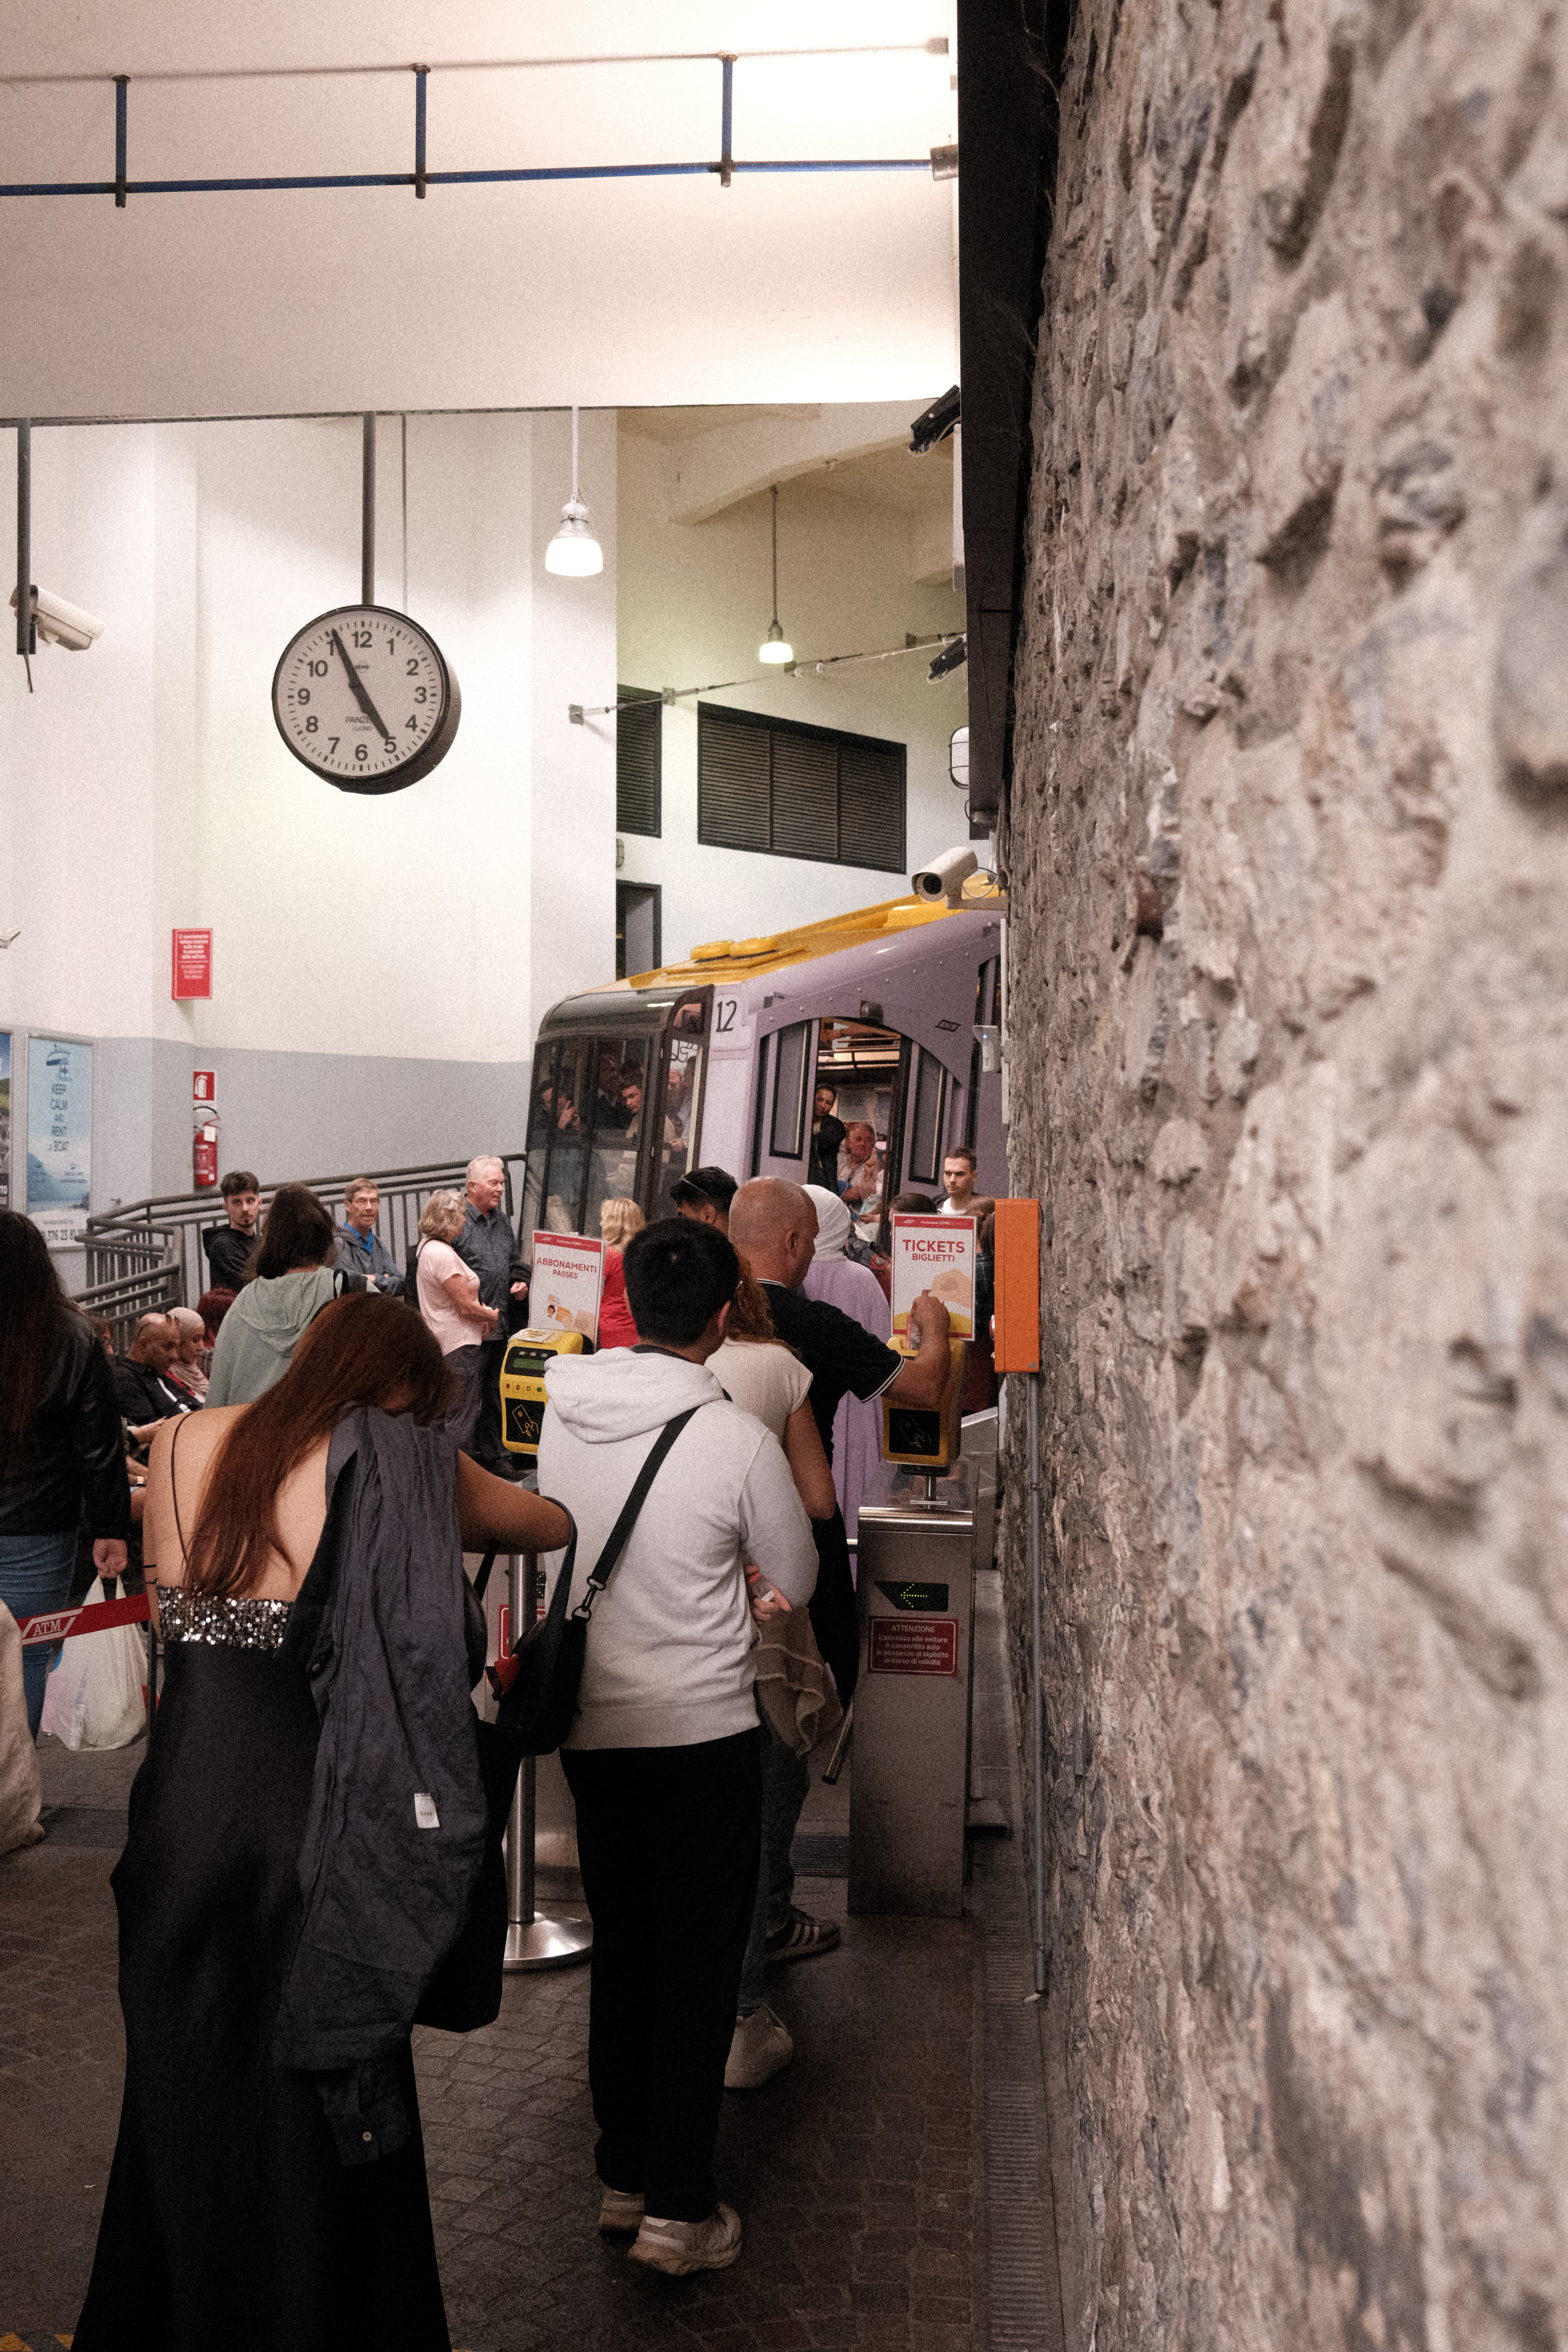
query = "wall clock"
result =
(271, 603, 461, 794)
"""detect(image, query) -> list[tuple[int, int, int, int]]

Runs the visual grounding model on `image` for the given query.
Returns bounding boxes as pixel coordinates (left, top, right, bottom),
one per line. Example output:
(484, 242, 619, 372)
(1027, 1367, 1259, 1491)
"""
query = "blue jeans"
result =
(736, 1721, 812, 2015)
(0, 1528, 78, 1738)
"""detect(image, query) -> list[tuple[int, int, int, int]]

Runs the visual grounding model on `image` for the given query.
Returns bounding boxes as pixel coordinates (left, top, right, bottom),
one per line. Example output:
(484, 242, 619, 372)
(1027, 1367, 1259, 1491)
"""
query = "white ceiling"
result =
(0, 2, 958, 420)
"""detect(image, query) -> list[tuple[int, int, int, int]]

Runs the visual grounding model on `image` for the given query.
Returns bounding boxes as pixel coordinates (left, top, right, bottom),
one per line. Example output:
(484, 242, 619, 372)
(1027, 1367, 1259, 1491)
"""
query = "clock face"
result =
(271, 603, 461, 794)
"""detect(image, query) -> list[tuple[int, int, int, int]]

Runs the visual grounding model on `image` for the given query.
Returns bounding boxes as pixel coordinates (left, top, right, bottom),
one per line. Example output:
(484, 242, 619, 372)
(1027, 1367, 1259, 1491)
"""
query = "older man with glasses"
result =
(332, 1178, 405, 1297)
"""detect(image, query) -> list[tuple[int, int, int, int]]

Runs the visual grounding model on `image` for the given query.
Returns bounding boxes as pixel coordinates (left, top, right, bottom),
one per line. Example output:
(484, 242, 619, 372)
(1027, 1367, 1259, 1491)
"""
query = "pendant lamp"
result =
(545, 406, 603, 577)
(758, 484, 793, 664)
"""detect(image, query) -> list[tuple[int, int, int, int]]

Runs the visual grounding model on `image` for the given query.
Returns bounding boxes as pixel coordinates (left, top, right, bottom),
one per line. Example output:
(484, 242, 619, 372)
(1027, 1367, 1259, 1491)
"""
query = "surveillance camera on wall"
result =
(9, 585, 105, 651)
(912, 845, 980, 907)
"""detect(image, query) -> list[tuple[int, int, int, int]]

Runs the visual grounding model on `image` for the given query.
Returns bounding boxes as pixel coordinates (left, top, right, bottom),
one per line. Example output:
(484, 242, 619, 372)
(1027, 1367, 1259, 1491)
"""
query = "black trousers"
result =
(561, 1729, 761, 2222)
(470, 1334, 510, 1470)
(808, 1508, 859, 1704)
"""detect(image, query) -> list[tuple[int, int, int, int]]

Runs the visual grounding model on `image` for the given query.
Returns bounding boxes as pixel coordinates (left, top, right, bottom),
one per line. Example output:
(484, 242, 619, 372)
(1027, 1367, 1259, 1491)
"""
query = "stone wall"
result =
(1001, 4, 1568, 2346)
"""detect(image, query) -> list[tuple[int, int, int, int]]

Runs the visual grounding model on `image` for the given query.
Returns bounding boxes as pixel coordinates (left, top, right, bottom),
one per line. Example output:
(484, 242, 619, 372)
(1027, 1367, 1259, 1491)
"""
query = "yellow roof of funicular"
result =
(623, 881, 1005, 992)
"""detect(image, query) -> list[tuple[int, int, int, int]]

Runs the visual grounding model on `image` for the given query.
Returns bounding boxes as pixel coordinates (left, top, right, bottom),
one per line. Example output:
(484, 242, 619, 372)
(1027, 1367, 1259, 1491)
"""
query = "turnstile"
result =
(848, 1498, 974, 1917)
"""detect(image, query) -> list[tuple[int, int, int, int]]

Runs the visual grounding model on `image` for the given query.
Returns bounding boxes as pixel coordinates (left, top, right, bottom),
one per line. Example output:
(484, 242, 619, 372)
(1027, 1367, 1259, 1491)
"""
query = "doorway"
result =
(615, 882, 662, 981)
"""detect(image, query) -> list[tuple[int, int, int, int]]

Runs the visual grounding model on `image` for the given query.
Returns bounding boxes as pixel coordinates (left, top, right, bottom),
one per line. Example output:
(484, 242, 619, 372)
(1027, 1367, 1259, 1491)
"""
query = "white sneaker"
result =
(628, 2202, 743, 2274)
(725, 2004, 794, 2090)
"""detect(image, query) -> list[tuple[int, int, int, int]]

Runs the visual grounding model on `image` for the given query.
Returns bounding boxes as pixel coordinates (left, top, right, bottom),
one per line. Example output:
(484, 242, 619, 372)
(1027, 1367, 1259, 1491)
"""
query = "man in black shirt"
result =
(723, 1179, 951, 2066)
(456, 1155, 529, 1474)
(808, 1084, 847, 1194)
(202, 1170, 262, 1291)
(112, 1314, 194, 1445)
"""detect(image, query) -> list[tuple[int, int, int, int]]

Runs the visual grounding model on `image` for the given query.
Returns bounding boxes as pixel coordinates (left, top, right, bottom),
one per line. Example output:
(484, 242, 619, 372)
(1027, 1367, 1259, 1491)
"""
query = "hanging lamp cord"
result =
(770, 483, 780, 629)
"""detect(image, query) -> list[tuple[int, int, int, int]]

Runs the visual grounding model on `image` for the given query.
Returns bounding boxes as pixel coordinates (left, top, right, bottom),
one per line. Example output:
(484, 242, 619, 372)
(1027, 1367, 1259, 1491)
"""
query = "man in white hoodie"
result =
(536, 1217, 818, 2278)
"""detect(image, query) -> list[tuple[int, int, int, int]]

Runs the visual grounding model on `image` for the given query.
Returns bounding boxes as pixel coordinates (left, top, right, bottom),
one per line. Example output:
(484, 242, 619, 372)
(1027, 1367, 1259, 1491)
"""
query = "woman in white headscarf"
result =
(801, 1187, 894, 1540)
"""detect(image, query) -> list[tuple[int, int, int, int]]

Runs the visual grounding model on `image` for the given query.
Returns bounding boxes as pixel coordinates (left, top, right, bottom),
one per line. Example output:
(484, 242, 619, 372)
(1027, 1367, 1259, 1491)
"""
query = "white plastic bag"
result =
(40, 1579, 147, 1752)
(0, 1601, 44, 1852)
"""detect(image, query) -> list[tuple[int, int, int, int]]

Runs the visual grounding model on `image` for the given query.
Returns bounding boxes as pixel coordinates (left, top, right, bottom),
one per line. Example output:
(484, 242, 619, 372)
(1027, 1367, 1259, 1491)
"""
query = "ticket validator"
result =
(499, 1328, 584, 1458)
(878, 1337, 966, 1478)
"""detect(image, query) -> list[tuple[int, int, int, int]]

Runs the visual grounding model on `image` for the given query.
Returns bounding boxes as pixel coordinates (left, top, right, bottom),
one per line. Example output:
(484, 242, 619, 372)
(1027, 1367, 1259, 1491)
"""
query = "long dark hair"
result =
(0, 1211, 72, 1468)
(253, 1183, 336, 1280)
(181, 1292, 452, 1597)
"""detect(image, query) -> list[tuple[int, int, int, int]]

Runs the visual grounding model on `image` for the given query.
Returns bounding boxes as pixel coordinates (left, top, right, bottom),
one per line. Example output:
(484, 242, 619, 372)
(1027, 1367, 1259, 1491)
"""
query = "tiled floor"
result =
(1, 1580, 1060, 2352)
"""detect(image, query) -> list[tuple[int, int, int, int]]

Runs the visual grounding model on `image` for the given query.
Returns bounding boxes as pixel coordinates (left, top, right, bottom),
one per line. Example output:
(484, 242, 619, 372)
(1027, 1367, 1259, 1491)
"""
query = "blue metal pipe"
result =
(0, 157, 929, 198)
(720, 56, 734, 189)
(114, 77, 127, 208)
(414, 68, 427, 199)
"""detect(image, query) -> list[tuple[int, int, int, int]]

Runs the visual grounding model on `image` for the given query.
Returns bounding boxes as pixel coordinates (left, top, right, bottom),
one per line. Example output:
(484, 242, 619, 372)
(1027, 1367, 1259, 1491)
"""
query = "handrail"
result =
(79, 1153, 527, 1320)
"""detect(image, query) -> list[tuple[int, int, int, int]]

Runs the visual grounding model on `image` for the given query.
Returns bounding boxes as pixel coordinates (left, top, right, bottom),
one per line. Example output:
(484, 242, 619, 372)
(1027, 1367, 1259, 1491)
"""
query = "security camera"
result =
(912, 845, 979, 906)
(9, 585, 105, 651)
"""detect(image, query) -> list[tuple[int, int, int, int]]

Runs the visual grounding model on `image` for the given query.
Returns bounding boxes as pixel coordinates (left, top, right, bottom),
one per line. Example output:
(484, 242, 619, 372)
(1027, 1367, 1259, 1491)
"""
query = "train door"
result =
(648, 987, 712, 1220)
(749, 1016, 821, 1187)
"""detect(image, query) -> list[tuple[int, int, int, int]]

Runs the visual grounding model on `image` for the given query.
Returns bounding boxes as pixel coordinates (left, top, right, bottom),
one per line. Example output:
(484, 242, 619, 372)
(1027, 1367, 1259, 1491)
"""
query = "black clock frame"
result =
(271, 602, 462, 795)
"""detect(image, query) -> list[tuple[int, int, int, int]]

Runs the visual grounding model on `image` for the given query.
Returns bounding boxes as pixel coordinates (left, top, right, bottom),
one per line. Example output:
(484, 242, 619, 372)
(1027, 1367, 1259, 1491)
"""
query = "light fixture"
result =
(545, 405, 603, 577)
(949, 725, 969, 790)
(758, 484, 793, 664)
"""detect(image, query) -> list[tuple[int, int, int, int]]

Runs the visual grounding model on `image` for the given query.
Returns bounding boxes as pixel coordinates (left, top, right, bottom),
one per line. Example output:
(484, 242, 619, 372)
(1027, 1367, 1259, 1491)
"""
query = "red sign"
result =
(17, 1593, 151, 1646)
(172, 928, 213, 1000)
(193, 1070, 216, 1103)
(868, 1617, 959, 1676)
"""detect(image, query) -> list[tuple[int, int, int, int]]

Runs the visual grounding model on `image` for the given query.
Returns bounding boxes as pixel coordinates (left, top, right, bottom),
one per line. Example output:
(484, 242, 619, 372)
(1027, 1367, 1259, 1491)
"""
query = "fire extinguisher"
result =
(193, 1107, 220, 1189)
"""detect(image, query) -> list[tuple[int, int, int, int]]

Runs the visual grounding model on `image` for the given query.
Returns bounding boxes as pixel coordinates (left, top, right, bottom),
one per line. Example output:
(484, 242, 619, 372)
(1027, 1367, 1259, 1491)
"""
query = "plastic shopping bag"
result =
(0, 1601, 44, 1852)
(40, 1579, 147, 1752)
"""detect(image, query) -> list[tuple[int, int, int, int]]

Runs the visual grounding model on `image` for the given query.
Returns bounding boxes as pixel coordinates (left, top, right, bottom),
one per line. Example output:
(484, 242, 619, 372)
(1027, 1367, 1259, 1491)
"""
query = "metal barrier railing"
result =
(78, 1154, 528, 1327)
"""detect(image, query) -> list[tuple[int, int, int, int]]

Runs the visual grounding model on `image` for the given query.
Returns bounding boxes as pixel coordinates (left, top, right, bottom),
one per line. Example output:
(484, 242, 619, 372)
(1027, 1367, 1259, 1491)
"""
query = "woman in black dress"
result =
(75, 1292, 569, 2352)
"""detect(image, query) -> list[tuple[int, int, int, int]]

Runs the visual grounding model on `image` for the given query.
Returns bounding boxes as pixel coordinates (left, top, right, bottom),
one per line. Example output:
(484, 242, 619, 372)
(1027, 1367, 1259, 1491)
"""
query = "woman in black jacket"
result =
(0, 1211, 131, 1733)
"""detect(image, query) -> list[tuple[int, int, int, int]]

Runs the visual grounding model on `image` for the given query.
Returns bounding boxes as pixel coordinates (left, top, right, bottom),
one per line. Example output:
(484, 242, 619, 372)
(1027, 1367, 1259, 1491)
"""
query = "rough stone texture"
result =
(1002, 4, 1568, 2347)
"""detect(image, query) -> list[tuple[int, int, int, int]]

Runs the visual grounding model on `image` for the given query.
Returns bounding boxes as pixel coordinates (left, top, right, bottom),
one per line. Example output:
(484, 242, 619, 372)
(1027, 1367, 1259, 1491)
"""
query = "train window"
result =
(907, 1048, 949, 1187)
(652, 993, 709, 1218)
(616, 689, 662, 837)
(750, 1032, 773, 1178)
(582, 1038, 650, 1241)
(770, 1022, 810, 1160)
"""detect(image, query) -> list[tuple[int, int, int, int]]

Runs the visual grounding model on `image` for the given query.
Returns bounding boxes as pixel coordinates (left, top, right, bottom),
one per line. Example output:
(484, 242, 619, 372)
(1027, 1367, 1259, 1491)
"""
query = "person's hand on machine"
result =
(886, 1290, 952, 1409)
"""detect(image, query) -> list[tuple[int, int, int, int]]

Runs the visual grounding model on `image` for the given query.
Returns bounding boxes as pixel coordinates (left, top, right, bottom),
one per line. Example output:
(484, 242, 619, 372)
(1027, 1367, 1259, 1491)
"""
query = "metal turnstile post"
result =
(848, 1500, 975, 1917)
(501, 1553, 592, 1972)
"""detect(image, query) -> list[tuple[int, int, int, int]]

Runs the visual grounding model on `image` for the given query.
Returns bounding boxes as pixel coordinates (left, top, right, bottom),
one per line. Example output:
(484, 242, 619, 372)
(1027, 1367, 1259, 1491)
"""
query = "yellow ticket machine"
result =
(499, 1328, 585, 1458)
(879, 1338, 967, 1473)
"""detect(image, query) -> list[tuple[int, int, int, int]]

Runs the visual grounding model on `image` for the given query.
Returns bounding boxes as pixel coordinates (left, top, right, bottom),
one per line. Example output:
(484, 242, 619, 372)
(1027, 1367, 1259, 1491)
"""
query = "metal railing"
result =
(76, 1155, 527, 1348)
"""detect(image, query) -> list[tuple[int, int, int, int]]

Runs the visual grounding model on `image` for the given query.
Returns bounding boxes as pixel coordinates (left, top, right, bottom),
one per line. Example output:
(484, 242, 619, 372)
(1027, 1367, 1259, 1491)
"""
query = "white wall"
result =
(0, 3, 957, 417)
(0, 410, 617, 1205)
(614, 426, 971, 964)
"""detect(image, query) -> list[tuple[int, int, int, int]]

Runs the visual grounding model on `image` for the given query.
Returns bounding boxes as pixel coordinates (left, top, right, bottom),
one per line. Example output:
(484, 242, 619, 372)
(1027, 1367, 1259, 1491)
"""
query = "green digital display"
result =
(875, 1580, 951, 1614)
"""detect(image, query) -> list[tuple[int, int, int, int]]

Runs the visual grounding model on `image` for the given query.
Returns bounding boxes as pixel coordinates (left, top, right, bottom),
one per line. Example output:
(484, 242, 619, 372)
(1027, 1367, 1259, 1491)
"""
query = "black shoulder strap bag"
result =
(491, 1402, 701, 1753)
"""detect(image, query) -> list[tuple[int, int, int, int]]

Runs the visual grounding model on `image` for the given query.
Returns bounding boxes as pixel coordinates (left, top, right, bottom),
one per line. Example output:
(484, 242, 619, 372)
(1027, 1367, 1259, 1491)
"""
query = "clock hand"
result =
(329, 629, 395, 743)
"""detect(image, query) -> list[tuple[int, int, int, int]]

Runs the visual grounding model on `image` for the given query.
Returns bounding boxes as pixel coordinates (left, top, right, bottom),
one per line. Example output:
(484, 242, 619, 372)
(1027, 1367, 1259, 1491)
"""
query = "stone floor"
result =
(0, 1577, 1062, 2352)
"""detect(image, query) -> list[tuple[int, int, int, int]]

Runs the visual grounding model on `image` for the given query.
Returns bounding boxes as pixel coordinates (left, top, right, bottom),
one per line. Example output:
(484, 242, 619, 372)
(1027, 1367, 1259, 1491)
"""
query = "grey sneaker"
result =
(725, 2005, 794, 2090)
(763, 1905, 841, 1966)
(628, 2203, 743, 2275)
(598, 2184, 645, 2233)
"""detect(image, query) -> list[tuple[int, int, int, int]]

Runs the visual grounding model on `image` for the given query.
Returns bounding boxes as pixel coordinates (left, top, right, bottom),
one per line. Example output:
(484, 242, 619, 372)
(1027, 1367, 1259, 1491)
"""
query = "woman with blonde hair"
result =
(412, 1189, 498, 1446)
(596, 1196, 644, 1350)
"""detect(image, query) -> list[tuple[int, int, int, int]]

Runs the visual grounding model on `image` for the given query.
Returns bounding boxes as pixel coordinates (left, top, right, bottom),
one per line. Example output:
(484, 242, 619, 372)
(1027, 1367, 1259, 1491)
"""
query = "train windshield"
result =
(521, 1033, 653, 1245)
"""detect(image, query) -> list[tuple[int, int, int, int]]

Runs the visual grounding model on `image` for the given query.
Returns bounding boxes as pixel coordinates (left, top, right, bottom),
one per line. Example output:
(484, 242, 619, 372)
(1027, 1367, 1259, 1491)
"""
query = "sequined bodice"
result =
(157, 1587, 294, 1652)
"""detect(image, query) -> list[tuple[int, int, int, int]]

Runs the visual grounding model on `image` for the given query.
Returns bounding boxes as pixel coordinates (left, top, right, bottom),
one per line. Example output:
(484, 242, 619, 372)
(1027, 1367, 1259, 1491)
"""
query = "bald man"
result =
(721, 1180, 951, 2080)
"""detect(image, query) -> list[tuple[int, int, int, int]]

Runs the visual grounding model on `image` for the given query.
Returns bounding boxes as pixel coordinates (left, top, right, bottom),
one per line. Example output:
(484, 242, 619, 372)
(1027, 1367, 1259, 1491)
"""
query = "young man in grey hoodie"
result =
(535, 1217, 818, 2278)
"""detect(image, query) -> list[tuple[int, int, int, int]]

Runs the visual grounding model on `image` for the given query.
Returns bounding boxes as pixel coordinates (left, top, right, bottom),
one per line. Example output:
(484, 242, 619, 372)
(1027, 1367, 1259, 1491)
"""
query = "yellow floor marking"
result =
(0, 2333, 31, 2350)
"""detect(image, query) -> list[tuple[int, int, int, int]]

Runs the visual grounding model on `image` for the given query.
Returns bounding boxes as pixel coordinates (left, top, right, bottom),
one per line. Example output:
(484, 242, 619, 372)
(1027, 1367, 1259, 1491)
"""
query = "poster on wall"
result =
(529, 1231, 605, 1343)
(0, 1032, 10, 1210)
(889, 1212, 975, 1340)
(27, 1035, 92, 1245)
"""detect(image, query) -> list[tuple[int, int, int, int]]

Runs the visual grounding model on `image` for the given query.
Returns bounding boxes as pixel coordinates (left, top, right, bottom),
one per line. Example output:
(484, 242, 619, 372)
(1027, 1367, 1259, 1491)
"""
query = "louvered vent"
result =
(698, 713, 772, 851)
(697, 703, 906, 872)
(616, 690, 663, 837)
